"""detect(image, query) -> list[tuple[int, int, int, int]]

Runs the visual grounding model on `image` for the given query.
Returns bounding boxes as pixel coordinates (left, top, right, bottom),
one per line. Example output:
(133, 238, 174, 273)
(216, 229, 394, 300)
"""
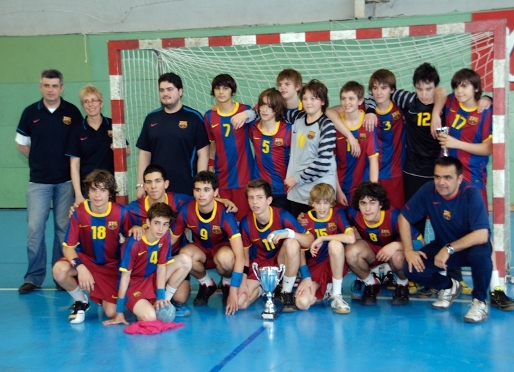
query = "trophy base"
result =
(261, 311, 279, 320)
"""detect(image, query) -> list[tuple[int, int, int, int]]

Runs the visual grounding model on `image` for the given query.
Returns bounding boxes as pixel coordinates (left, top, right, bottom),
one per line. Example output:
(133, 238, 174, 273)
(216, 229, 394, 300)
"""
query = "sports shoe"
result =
(351, 279, 365, 299)
(382, 271, 397, 290)
(193, 281, 217, 306)
(460, 281, 473, 295)
(69, 297, 91, 324)
(391, 285, 409, 306)
(170, 299, 191, 317)
(408, 281, 421, 295)
(215, 278, 223, 294)
(280, 291, 297, 312)
(361, 284, 381, 306)
(464, 298, 489, 323)
(18, 282, 40, 294)
(330, 294, 350, 314)
(273, 281, 283, 298)
(490, 287, 514, 311)
(432, 279, 462, 309)
(417, 287, 438, 298)
(221, 284, 230, 306)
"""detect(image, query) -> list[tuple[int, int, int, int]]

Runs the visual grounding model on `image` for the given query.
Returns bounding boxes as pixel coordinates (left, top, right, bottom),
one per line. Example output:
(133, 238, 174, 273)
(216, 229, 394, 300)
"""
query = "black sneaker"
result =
(193, 281, 217, 306)
(221, 285, 230, 306)
(280, 291, 297, 312)
(417, 287, 439, 298)
(69, 297, 91, 324)
(361, 284, 381, 306)
(392, 285, 409, 306)
(490, 287, 514, 311)
(18, 282, 40, 294)
(215, 278, 223, 294)
(273, 281, 283, 298)
(382, 271, 397, 290)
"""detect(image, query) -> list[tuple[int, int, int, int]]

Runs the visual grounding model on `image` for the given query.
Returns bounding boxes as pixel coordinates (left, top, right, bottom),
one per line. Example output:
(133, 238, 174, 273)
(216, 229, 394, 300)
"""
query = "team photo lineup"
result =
(15, 61, 514, 330)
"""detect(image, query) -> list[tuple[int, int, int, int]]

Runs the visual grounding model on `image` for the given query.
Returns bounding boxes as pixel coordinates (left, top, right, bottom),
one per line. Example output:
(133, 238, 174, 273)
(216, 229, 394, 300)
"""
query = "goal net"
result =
(108, 20, 510, 280)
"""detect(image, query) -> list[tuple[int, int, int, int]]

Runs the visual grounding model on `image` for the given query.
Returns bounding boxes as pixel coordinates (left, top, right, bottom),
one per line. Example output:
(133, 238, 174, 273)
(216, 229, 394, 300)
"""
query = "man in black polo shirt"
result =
(135, 72, 209, 197)
(15, 69, 83, 294)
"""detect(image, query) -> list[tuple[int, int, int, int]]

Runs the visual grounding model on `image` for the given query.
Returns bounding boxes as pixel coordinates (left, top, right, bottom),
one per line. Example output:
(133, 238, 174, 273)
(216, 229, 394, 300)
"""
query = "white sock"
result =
(397, 278, 408, 286)
(68, 286, 87, 303)
(282, 275, 296, 293)
(490, 270, 501, 291)
(165, 284, 177, 301)
(363, 273, 378, 285)
(198, 274, 213, 286)
(222, 276, 231, 286)
(332, 278, 342, 296)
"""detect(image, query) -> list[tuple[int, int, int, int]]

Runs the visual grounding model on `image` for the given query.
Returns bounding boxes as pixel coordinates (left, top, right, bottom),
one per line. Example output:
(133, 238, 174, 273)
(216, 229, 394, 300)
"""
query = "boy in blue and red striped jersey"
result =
(171, 171, 246, 315)
(204, 74, 255, 220)
(294, 183, 355, 314)
(368, 69, 406, 210)
(327, 81, 379, 207)
(249, 88, 292, 211)
(345, 182, 422, 307)
(103, 203, 192, 326)
(238, 179, 313, 313)
(53, 170, 132, 324)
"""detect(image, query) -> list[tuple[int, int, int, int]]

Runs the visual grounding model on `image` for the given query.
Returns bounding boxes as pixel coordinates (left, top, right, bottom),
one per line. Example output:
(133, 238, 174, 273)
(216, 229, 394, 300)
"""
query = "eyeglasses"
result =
(83, 98, 101, 105)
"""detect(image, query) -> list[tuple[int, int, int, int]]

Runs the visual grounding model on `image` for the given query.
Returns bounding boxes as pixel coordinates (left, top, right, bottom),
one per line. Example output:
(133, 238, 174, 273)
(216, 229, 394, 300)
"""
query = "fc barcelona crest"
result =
(359, 133, 367, 141)
(327, 222, 337, 232)
(212, 225, 221, 234)
(380, 229, 391, 237)
(468, 116, 479, 125)
(107, 221, 118, 230)
(274, 138, 284, 146)
(63, 116, 71, 125)
(307, 131, 316, 140)
(107, 130, 113, 138)
(133, 291, 142, 298)
(159, 243, 163, 248)
(392, 111, 401, 120)
(443, 210, 451, 220)
(179, 121, 188, 129)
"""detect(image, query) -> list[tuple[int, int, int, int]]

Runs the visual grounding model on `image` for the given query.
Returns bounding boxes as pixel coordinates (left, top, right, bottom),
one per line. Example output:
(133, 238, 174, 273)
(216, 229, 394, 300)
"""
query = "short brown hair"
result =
(368, 69, 396, 92)
(147, 202, 175, 223)
(300, 79, 329, 113)
(257, 88, 286, 122)
(451, 68, 482, 102)
(246, 179, 273, 199)
(340, 81, 365, 100)
(83, 170, 117, 201)
(276, 68, 303, 88)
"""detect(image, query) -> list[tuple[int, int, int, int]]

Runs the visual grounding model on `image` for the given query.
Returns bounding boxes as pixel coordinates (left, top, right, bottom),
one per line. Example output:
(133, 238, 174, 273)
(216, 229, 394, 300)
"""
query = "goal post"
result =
(107, 19, 510, 282)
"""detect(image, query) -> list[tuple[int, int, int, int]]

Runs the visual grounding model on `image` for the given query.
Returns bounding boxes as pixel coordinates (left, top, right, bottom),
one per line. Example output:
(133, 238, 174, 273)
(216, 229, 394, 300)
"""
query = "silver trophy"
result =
(252, 263, 285, 320)
(436, 127, 449, 156)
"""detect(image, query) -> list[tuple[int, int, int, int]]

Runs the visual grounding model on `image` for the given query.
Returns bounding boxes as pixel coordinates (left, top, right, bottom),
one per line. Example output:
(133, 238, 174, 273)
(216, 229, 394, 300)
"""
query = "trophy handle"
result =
(277, 264, 286, 283)
(252, 262, 259, 279)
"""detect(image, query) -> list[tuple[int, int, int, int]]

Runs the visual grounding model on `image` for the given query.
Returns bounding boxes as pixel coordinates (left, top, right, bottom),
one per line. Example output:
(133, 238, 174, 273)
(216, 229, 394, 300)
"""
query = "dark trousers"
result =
(404, 240, 492, 301)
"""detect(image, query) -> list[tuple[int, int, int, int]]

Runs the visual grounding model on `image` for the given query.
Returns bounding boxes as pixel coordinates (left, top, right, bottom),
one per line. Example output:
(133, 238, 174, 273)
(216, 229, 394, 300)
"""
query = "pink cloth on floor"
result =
(124, 319, 184, 335)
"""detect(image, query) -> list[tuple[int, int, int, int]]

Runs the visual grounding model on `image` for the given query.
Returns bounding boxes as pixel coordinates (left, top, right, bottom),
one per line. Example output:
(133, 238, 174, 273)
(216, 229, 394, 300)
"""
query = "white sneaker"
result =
(432, 279, 462, 309)
(69, 295, 91, 324)
(330, 294, 350, 314)
(464, 299, 489, 323)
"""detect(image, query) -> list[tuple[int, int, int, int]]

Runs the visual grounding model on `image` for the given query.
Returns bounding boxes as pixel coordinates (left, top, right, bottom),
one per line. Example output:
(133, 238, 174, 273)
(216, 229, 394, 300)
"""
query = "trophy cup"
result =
(436, 127, 449, 156)
(252, 263, 285, 320)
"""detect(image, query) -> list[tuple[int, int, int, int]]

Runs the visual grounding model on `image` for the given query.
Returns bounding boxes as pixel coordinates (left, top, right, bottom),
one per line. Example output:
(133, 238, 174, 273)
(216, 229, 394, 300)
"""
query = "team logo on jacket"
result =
(327, 222, 337, 232)
(307, 131, 316, 140)
(392, 111, 401, 120)
(63, 116, 72, 125)
(274, 138, 284, 146)
(107, 130, 113, 138)
(179, 121, 188, 129)
(443, 210, 451, 220)
(108, 221, 118, 230)
(359, 133, 367, 141)
(212, 225, 221, 234)
(380, 229, 391, 237)
(467, 116, 479, 125)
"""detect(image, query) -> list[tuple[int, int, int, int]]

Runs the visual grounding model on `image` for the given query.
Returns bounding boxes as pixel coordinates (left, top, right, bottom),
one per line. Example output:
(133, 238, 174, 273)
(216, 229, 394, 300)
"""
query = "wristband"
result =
(208, 159, 215, 167)
(243, 266, 249, 275)
(272, 229, 295, 239)
(299, 265, 311, 279)
(116, 297, 126, 313)
(230, 272, 243, 288)
(156, 288, 166, 301)
(136, 183, 144, 189)
(70, 257, 84, 269)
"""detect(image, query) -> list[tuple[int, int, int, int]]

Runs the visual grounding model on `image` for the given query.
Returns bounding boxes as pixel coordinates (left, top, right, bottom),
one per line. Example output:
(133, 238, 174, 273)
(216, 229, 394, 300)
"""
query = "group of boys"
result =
(17, 63, 513, 326)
